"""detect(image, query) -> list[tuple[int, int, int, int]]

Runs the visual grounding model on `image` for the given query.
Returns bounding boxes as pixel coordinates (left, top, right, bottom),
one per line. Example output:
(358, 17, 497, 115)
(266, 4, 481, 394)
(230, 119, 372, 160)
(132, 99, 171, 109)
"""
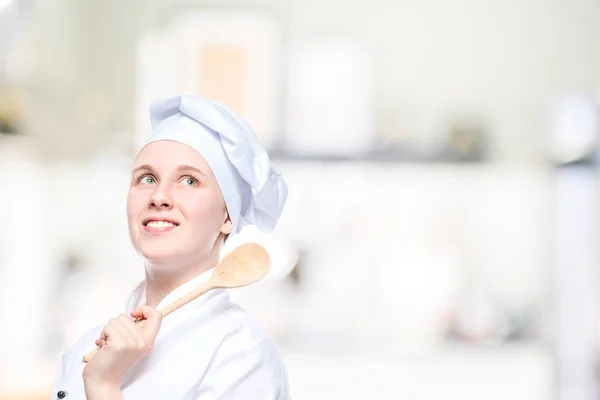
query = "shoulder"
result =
(218, 298, 283, 358)
(52, 324, 104, 394)
(198, 298, 290, 398)
(217, 299, 288, 382)
(60, 324, 104, 370)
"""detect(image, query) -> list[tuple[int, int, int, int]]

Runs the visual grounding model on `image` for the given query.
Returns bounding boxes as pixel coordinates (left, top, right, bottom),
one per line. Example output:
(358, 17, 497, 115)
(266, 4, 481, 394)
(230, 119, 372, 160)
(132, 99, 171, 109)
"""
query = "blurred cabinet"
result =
(136, 8, 284, 150)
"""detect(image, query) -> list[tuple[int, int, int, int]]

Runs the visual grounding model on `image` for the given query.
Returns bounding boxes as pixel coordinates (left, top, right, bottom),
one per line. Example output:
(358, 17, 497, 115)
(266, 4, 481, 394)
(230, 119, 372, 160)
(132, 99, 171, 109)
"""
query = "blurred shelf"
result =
(268, 144, 485, 164)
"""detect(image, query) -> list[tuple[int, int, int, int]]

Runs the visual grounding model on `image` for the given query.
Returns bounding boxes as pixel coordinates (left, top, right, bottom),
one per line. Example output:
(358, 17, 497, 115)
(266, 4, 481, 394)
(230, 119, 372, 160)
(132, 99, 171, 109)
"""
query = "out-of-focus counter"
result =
(284, 345, 552, 400)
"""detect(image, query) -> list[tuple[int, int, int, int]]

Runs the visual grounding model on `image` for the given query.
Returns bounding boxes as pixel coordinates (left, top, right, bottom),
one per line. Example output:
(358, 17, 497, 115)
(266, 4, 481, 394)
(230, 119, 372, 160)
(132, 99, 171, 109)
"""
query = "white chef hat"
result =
(138, 95, 288, 235)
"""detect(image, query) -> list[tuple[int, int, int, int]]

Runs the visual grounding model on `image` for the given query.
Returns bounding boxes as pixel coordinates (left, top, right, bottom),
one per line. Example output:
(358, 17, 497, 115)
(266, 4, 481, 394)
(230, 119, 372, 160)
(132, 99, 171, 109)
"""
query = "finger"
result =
(104, 319, 135, 348)
(130, 306, 150, 320)
(111, 319, 136, 344)
(99, 318, 119, 341)
(117, 314, 146, 348)
(137, 305, 163, 342)
(117, 313, 138, 334)
(128, 308, 148, 329)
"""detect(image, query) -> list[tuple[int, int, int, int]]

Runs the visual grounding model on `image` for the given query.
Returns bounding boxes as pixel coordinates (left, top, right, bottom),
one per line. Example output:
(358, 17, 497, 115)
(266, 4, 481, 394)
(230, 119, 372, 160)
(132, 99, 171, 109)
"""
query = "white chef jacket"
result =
(51, 269, 290, 399)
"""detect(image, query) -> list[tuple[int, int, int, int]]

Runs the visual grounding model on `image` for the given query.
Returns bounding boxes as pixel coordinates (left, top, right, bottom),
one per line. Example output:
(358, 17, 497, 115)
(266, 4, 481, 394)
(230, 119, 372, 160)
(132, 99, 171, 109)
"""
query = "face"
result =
(127, 140, 232, 269)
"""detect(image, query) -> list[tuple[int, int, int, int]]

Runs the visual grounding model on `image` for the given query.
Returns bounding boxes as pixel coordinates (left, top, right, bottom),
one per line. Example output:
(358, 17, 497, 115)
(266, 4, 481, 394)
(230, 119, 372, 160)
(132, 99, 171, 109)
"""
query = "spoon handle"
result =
(158, 282, 212, 317)
(82, 282, 214, 363)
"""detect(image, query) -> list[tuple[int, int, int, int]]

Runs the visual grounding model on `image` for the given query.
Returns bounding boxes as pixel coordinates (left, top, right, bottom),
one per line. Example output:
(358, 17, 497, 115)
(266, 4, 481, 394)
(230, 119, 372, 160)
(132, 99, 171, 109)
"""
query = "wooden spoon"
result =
(82, 243, 270, 363)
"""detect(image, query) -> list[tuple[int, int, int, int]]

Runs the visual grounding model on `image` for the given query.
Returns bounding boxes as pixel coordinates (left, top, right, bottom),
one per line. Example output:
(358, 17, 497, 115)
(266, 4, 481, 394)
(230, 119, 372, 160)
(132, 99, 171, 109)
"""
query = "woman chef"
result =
(51, 95, 290, 399)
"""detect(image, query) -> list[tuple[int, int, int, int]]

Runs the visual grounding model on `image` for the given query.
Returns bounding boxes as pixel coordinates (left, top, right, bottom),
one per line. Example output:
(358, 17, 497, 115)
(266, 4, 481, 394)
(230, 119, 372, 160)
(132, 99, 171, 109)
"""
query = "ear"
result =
(221, 212, 233, 235)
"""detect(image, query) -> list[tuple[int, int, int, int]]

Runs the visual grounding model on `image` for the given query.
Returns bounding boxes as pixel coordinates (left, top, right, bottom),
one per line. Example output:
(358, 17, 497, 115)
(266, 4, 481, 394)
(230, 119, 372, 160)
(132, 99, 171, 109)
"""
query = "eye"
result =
(138, 175, 156, 184)
(180, 176, 198, 186)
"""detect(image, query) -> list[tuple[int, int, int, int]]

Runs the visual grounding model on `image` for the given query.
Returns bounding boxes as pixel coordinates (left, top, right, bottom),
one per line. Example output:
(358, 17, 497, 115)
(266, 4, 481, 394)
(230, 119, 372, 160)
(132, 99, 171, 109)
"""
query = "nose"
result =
(149, 184, 173, 210)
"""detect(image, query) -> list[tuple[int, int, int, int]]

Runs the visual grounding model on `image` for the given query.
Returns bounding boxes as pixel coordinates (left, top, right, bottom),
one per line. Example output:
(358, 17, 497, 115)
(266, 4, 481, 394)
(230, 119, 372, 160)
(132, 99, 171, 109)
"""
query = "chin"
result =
(137, 242, 183, 265)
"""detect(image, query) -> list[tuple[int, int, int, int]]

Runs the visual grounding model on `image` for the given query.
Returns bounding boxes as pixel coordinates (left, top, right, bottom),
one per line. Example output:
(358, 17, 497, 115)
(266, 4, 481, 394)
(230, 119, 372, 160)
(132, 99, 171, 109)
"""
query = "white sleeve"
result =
(50, 354, 67, 400)
(49, 324, 103, 400)
(195, 333, 290, 400)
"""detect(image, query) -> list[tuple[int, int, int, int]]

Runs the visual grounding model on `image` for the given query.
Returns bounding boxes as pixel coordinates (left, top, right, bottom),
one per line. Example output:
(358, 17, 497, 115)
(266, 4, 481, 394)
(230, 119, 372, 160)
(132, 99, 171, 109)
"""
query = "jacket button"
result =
(57, 391, 67, 399)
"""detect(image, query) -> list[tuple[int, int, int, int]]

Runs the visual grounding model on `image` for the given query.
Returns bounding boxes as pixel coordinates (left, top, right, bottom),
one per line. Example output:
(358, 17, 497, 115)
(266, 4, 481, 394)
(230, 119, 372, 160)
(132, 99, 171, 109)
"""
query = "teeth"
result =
(147, 221, 175, 228)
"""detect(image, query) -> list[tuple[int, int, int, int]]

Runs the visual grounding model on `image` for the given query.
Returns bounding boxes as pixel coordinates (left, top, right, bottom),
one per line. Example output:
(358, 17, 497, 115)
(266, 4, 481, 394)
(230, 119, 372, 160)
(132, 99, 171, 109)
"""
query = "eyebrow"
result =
(132, 164, 207, 177)
(132, 164, 154, 176)
(177, 164, 207, 177)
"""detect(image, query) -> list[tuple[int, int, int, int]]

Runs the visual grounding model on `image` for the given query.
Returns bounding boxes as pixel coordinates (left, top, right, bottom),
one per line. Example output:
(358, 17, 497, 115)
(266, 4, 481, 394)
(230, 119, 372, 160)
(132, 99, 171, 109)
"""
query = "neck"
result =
(143, 242, 223, 309)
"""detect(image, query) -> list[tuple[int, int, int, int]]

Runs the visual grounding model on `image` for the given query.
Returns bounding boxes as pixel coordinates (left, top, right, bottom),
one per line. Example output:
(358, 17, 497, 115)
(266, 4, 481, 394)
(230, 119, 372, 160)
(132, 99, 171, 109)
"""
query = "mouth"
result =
(142, 218, 180, 234)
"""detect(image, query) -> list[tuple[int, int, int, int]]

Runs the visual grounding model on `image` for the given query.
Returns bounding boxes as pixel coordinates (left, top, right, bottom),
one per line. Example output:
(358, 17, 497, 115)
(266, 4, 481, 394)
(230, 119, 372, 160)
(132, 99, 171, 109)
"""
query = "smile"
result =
(142, 219, 179, 234)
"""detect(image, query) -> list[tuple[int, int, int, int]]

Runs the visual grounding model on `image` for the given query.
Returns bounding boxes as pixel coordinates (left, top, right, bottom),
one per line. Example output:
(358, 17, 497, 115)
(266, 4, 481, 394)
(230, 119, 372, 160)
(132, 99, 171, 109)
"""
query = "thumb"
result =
(132, 305, 163, 341)
(130, 306, 149, 319)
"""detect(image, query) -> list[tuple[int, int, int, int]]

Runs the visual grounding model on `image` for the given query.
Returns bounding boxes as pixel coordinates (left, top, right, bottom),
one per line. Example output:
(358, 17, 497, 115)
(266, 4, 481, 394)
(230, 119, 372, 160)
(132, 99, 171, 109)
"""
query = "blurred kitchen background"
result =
(1, 0, 600, 399)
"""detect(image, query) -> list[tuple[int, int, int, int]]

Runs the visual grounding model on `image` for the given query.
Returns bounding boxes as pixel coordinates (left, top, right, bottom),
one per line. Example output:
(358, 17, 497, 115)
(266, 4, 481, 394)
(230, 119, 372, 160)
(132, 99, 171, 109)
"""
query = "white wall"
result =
(8, 0, 600, 162)
(266, 0, 600, 162)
